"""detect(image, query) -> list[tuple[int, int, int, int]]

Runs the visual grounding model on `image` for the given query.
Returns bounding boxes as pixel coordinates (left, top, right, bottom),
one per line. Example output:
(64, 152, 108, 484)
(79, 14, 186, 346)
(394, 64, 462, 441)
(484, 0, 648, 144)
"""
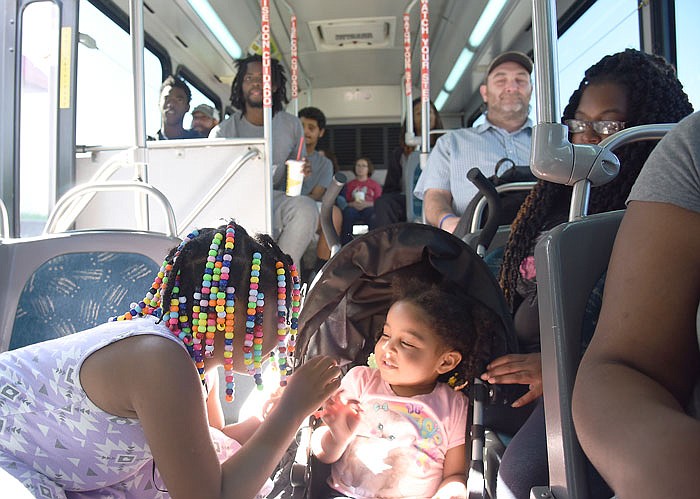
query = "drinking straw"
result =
(296, 135, 304, 161)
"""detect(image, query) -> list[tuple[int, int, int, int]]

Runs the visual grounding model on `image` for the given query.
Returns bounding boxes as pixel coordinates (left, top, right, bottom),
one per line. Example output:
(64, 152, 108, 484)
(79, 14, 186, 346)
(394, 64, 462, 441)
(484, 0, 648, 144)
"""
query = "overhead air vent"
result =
(309, 17, 396, 51)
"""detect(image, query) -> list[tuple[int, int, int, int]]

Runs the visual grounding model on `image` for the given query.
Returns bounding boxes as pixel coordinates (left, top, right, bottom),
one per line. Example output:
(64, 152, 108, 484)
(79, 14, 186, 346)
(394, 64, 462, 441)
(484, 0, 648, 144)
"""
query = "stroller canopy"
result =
(296, 223, 518, 370)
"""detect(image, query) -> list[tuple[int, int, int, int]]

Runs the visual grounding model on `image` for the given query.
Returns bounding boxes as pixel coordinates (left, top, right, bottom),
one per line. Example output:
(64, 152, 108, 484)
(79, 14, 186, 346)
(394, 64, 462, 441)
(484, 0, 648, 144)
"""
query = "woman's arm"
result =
(432, 444, 467, 499)
(573, 201, 700, 499)
(205, 369, 225, 430)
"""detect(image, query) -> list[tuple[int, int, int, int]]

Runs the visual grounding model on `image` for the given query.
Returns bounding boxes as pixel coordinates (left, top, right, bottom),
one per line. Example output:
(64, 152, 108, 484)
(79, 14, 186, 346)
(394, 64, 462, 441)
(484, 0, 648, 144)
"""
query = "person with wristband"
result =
(414, 51, 534, 233)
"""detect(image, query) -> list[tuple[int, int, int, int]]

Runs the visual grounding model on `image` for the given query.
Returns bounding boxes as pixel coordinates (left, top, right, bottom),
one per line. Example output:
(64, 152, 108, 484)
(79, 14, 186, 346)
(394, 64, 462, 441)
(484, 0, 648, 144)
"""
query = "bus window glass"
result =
(675, 0, 700, 108)
(76, 0, 163, 146)
(19, 1, 59, 236)
(557, 0, 639, 114)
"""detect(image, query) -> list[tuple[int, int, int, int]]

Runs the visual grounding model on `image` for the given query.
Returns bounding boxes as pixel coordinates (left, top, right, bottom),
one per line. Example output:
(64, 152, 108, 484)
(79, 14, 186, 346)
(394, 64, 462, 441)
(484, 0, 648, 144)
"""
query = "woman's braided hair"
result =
(499, 49, 693, 308)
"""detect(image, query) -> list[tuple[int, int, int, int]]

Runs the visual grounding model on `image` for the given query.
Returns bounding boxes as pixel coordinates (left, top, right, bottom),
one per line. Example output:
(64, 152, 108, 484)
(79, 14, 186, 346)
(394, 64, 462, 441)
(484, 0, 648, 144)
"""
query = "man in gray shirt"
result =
(414, 51, 534, 233)
(210, 55, 317, 268)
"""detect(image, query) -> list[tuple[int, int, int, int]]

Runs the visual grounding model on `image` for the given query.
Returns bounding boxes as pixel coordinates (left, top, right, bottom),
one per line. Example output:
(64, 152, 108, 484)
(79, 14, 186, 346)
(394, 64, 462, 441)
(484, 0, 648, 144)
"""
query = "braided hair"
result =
(112, 221, 297, 399)
(230, 54, 289, 114)
(499, 49, 693, 308)
(390, 276, 495, 390)
(160, 223, 293, 319)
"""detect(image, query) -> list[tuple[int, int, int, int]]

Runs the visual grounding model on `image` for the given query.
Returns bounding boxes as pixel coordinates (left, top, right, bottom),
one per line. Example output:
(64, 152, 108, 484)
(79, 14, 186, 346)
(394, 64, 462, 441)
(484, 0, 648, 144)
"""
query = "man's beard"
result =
(496, 97, 529, 121)
(245, 96, 264, 109)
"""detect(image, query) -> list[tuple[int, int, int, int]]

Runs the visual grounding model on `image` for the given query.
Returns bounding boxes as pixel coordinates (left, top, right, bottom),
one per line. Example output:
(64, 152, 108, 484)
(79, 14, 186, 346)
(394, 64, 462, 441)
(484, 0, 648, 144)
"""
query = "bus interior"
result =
(0, 1, 698, 498)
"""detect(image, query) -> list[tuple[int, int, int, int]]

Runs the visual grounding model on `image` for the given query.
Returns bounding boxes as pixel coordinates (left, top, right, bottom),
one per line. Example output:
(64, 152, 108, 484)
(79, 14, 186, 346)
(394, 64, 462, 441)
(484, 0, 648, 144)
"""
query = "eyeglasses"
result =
(565, 119, 626, 136)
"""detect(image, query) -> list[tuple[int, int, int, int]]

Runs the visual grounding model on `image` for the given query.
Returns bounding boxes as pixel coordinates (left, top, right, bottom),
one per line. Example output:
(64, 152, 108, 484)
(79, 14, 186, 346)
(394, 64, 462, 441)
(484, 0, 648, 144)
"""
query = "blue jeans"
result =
(341, 207, 376, 244)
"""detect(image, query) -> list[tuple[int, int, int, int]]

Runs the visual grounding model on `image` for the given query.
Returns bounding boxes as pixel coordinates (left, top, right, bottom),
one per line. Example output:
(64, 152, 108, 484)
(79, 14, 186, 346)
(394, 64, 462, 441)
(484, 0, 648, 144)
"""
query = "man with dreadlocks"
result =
(0, 220, 341, 499)
(210, 55, 318, 270)
(482, 49, 694, 499)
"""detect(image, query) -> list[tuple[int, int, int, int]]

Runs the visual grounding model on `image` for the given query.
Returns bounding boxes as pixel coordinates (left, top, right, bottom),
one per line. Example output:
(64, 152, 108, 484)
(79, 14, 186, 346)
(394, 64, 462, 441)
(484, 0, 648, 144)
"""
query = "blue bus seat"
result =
(532, 210, 624, 499)
(0, 230, 180, 352)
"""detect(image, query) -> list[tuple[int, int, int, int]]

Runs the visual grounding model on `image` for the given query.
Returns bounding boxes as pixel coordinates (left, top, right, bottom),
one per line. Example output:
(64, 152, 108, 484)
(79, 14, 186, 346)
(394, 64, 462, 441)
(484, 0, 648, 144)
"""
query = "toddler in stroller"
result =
(285, 223, 520, 499)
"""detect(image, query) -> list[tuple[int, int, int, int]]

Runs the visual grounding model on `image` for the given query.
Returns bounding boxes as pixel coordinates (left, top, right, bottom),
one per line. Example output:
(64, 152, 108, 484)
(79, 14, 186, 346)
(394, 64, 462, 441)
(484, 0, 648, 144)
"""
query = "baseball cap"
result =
(487, 51, 533, 76)
(192, 104, 219, 121)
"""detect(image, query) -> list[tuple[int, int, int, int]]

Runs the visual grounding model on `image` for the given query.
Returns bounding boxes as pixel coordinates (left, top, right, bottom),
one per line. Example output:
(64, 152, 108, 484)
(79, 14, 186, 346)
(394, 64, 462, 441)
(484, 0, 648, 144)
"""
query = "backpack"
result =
(461, 158, 536, 230)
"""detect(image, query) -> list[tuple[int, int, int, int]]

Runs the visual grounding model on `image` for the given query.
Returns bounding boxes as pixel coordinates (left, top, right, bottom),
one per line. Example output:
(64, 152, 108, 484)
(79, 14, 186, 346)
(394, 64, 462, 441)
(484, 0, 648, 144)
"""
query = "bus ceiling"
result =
(97, 0, 583, 122)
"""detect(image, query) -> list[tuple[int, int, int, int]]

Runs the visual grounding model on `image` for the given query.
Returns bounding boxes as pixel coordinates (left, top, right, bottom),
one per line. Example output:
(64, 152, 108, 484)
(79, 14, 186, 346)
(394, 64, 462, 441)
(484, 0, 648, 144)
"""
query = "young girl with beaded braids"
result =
(310, 276, 493, 499)
(0, 221, 341, 499)
(480, 49, 694, 499)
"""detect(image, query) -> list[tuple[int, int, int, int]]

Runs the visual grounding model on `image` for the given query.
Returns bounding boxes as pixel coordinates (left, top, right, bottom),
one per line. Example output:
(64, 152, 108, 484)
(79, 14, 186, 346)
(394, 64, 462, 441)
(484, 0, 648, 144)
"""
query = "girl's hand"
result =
(260, 386, 284, 420)
(480, 353, 543, 407)
(320, 392, 362, 444)
(280, 355, 341, 418)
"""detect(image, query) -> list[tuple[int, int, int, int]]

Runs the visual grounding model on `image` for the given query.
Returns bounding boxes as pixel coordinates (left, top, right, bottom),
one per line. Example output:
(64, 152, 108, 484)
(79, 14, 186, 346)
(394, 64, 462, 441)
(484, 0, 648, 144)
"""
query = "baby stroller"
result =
(283, 221, 520, 499)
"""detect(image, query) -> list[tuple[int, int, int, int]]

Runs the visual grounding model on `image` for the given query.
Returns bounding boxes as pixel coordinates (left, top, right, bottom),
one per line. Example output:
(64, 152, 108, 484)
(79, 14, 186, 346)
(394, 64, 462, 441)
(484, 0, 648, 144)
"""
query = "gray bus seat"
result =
(0, 230, 179, 352)
(0, 197, 8, 239)
(403, 150, 423, 223)
(532, 210, 624, 499)
(463, 224, 512, 259)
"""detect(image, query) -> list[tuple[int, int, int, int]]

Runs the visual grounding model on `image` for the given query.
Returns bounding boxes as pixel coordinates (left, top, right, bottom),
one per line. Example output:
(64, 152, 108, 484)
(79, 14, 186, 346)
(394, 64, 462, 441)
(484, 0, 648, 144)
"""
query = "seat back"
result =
(403, 150, 423, 222)
(0, 230, 179, 352)
(533, 210, 623, 499)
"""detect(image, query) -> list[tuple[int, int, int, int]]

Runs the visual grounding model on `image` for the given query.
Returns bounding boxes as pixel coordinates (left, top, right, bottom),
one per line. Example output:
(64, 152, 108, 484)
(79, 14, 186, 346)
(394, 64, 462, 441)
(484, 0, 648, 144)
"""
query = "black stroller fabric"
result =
(270, 223, 521, 499)
(296, 223, 519, 370)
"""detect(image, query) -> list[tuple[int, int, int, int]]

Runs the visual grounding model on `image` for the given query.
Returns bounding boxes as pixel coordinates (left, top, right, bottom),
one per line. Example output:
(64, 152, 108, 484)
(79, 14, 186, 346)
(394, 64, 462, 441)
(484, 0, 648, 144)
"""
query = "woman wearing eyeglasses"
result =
(485, 48, 694, 499)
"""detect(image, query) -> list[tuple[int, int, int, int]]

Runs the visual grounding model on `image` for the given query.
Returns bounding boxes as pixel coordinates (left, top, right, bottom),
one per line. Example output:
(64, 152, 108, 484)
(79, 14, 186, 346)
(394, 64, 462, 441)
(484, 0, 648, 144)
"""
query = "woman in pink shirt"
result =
(341, 157, 383, 244)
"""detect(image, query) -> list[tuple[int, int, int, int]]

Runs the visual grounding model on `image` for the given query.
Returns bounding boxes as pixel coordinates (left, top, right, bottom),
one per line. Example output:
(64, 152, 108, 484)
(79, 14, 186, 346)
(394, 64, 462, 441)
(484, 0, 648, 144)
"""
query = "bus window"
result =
(557, 0, 639, 113)
(76, 0, 163, 146)
(675, 0, 700, 108)
(19, 1, 59, 237)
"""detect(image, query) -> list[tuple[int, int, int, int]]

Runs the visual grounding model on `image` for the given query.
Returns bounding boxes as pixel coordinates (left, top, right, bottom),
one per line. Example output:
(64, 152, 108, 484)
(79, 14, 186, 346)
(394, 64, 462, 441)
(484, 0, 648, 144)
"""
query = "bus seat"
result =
(403, 150, 423, 223)
(463, 225, 512, 260)
(532, 210, 624, 499)
(0, 197, 9, 239)
(0, 230, 179, 352)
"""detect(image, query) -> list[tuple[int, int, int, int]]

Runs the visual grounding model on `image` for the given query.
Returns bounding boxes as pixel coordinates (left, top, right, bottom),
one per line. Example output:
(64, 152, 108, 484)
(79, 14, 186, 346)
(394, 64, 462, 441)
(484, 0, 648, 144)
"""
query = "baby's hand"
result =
(281, 356, 341, 419)
(319, 392, 362, 443)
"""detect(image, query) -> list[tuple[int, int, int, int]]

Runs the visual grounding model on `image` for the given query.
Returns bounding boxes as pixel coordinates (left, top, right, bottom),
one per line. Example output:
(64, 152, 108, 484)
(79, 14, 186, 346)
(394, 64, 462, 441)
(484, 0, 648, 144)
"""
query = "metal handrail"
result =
(320, 173, 346, 258)
(0, 197, 9, 238)
(176, 147, 262, 237)
(597, 123, 674, 152)
(469, 181, 537, 233)
(59, 151, 132, 228)
(44, 181, 177, 237)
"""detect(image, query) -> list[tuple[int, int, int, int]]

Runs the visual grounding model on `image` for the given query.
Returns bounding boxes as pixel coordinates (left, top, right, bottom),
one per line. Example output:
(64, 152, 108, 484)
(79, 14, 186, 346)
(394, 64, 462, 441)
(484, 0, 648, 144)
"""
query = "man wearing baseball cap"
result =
(191, 104, 220, 137)
(414, 51, 533, 234)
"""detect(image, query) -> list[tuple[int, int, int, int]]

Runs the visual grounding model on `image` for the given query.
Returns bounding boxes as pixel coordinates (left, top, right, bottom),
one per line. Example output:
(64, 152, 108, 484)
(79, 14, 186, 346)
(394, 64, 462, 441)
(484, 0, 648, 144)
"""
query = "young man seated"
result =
(298, 106, 343, 272)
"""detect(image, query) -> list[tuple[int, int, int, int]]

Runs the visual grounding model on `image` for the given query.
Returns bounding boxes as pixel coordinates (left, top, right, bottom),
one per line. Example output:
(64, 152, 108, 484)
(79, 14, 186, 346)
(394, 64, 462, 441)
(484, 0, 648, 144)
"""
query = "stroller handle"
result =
(320, 172, 346, 258)
(454, 168, 502, 255)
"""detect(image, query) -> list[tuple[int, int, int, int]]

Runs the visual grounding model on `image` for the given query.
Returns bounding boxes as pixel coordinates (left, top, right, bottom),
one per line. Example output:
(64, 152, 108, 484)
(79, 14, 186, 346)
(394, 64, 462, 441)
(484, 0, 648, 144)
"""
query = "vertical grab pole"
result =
(531, 0, 589, 220)
(279, 0, 301, 114)
(403, 0, 418, 146)
(261, 0, 274, 235)
(290, 14, 299, 115)
(128, 0, 150, 230)
(419, 0, 431, 162)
